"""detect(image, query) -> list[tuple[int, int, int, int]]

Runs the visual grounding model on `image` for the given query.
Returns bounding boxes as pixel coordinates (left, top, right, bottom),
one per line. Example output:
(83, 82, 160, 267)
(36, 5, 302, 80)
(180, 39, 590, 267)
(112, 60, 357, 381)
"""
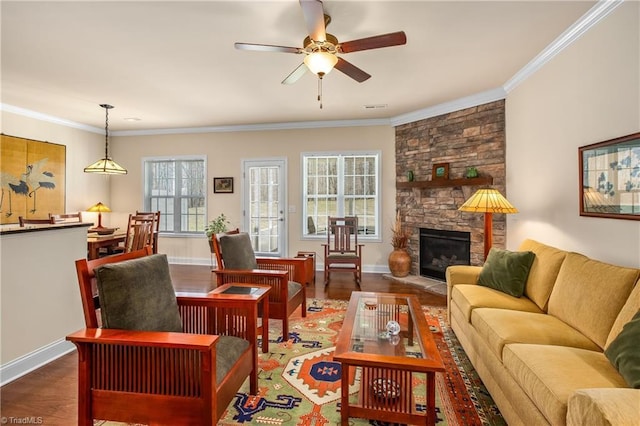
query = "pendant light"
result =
(84, 104, 127, 175)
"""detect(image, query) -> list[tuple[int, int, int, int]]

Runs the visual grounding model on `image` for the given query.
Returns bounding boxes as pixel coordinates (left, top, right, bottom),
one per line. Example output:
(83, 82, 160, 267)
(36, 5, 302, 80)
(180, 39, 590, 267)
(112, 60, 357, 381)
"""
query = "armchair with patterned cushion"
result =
(66, 247, 255, 425)
(211, 231, 308, 339)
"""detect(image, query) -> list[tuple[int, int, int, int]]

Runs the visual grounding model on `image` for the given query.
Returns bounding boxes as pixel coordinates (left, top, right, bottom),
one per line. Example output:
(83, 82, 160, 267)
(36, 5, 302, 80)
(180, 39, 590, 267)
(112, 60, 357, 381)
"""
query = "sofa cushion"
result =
(517, 239, 568, 311)
(567, 388, 640, 426)
(604, 309, 640, 389)
(220, 232, 258, 270)
(451, 284, 543, 323)
(606, 279, 640, 348)
(548, 252, 639, 349)
(503, 344, 628, 426)
(95, 254, 183, 332)
(478, 248, 535, 297)
(471, 308, 601, 361)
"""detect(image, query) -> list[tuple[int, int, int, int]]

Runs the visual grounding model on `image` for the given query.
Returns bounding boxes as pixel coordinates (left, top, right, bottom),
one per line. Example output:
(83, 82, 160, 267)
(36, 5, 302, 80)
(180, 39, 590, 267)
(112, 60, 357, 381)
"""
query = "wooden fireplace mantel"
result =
(396, 176, 493, 189)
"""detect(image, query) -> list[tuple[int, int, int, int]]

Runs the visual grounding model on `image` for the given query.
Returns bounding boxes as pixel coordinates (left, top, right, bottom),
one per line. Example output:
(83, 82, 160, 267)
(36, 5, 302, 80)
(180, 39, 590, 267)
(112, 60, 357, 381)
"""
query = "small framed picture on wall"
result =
(432, 163, 450, 180)
(213, 177, 234, 193)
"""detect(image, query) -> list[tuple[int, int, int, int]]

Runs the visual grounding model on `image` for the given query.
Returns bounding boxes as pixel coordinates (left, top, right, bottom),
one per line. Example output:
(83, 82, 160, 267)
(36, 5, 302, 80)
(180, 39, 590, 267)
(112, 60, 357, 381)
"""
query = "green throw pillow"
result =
(605, 309, 640, 389)
(477, 248, 535, 297)
(95, 254, 183, 332)
(220, 232, 258, 270)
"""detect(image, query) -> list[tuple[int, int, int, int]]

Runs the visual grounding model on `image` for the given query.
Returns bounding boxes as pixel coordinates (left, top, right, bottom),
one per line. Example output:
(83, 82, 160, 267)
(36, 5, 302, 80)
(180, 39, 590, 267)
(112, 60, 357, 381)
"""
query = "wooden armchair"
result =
(66, 247, 255, 425)
(109, 213, 155, 255)
(323, 216, 364, 285)
(211, 230, 308, 339)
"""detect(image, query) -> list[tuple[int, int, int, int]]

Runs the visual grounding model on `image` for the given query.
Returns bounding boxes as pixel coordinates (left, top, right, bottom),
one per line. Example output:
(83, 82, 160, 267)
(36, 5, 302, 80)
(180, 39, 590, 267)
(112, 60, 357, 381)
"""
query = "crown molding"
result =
(112, 118, 391, 136)
(0, 103, 103, 134)
(503, 0, 624, 93)
(389, 88, 507, 127)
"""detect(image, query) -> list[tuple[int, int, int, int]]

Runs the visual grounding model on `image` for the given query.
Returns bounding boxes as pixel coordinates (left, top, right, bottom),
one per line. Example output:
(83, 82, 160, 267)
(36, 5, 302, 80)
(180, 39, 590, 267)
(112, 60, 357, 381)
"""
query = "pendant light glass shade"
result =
(84, 104, 127, 175)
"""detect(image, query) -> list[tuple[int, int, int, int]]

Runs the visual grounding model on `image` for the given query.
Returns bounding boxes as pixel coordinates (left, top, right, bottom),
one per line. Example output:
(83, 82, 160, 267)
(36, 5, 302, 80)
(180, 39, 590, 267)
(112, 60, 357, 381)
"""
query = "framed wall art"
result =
(579, 131, 640, 220)
(0, 134, 66, 224)
(432, 163, 450, 180)
(213, 177, 234, 193)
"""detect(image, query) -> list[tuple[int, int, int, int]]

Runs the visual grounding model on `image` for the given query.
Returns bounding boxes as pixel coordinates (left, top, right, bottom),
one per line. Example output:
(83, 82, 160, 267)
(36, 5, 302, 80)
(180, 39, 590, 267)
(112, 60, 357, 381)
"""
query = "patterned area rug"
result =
(100, 299, 505, 426)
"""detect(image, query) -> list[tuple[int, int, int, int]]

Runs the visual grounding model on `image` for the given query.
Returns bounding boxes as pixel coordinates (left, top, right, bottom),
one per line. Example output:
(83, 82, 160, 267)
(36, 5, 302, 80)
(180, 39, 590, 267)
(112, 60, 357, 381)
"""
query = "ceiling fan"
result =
(234, 0, 407, 107)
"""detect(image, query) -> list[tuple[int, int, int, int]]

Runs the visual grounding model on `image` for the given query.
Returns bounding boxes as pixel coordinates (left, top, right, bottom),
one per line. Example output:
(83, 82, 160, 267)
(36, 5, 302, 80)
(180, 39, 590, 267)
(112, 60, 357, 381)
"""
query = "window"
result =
(143, 156, 206, 234)
(302, 152, 380, 238)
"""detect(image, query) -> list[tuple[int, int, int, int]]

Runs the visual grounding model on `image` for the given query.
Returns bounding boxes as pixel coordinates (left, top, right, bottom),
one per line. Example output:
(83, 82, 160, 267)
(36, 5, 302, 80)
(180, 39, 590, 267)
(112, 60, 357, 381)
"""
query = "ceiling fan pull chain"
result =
(318, 76, 323, 109)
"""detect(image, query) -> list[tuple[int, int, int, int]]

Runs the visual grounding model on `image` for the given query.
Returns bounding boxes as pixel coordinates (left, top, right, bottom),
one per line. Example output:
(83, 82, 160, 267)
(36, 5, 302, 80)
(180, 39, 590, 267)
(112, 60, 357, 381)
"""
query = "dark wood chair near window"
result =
(109, 213, 156, 255)
(323, 216, 364, 286)
(18, 216, 54, 226)
(135, 210, 160, 253)
(211, 230, 308, 339)
(66, 247, 255, 425)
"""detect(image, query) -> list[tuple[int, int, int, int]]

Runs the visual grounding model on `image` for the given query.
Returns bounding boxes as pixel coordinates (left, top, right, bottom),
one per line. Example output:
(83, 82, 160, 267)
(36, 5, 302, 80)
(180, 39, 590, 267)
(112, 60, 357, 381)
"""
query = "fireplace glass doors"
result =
(419, 228, 470, 280)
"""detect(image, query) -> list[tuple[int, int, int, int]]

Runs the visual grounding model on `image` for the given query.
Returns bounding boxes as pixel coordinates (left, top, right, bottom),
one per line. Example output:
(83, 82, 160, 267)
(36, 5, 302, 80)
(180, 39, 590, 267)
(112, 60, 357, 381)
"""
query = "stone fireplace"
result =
(395, 100, 507, 271)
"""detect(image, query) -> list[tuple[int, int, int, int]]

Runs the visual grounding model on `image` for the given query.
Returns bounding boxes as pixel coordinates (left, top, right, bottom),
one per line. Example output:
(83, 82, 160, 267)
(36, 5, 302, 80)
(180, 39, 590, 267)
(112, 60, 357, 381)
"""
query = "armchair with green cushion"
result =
(211, 231, 308, 339)
(66, 247, 255, 426)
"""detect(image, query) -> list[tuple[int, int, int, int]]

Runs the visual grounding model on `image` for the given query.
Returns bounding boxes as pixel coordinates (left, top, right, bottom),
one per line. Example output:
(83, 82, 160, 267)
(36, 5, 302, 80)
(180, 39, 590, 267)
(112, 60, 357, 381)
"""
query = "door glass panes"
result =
(249, 165, 281, 253)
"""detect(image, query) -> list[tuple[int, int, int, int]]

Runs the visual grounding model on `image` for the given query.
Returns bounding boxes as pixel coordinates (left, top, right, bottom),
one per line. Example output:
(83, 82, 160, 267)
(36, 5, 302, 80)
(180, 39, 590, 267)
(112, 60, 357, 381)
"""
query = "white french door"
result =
(241, 158, 287, 257)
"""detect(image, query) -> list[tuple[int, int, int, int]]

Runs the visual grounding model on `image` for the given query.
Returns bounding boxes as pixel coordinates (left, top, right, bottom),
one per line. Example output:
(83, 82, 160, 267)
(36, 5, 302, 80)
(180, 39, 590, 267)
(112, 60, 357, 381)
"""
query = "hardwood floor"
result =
(0, 266, 445, 425)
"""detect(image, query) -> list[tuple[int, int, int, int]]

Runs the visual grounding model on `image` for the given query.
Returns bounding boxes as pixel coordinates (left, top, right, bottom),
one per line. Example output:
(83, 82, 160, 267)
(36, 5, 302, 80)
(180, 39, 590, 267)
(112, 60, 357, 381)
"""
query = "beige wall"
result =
(110, 125, 397, 269)
(505, 2, 640, 267)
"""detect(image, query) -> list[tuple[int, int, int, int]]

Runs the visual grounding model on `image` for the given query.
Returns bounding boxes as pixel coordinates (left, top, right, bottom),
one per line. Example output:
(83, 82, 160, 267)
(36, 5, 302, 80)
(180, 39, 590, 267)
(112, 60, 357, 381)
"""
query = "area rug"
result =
(100, 299, 505, 426)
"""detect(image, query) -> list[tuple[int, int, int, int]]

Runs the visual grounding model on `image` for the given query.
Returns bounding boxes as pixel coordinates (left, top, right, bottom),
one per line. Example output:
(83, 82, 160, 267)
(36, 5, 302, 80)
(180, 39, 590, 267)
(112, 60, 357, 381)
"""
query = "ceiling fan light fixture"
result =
(304, 51, 338, 76)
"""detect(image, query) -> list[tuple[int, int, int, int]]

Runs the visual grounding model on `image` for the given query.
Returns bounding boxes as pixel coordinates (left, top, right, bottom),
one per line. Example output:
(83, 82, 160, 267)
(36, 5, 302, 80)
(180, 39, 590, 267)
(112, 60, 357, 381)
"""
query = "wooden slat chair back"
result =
(211, 230, 309, 339)
(68, 246, 255, 425)
(121, 213, 155, 253)
(49, 212, 83, 223)
(135, 210, 160, 253)
(18, 216, 55, 226)
(323, 216, 364, 285)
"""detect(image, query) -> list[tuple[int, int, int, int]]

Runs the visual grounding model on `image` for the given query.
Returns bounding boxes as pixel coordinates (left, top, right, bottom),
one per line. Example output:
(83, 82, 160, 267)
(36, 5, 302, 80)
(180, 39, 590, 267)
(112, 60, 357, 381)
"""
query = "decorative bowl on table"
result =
(90, 227, 117, 235)
(371, 378, 401, 401)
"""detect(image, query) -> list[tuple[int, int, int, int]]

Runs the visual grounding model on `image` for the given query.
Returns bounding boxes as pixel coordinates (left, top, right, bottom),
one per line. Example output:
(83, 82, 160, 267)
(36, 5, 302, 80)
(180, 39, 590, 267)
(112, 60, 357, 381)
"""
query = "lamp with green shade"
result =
(458, 188, 518, 260)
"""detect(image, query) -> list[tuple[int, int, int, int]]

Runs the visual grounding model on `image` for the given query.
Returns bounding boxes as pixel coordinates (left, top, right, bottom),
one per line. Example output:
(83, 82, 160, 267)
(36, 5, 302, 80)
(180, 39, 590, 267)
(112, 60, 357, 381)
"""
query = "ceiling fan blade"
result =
(338, 31, 407, 54)
(282, 63, 308, 85)
(235, 42, 302, 54)
(299, 0, 326, 42)
(334, 57, 371, 83)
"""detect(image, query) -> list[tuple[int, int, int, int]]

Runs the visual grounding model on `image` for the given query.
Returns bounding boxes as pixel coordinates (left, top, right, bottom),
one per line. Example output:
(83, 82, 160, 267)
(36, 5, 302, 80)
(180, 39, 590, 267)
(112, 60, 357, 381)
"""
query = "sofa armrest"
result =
(445, 265, 482, 323)
(567, 388, 640, 426)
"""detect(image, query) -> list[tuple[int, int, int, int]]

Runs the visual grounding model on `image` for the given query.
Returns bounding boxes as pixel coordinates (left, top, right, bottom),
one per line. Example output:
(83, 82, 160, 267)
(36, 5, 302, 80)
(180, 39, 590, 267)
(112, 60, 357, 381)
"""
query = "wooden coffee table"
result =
(334, 291, 445, 425)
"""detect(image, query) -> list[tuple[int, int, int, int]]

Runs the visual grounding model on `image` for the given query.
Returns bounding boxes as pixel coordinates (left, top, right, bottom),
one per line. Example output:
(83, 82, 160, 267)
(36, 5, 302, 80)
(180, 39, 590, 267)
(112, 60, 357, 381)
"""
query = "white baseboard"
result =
(1, 339, 76, 386)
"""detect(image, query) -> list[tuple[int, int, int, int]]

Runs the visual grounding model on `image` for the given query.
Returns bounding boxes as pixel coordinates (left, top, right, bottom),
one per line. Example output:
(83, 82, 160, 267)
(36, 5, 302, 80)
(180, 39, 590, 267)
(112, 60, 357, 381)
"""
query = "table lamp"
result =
(458, 188, 518, 260)
(87, 202, 111, 232)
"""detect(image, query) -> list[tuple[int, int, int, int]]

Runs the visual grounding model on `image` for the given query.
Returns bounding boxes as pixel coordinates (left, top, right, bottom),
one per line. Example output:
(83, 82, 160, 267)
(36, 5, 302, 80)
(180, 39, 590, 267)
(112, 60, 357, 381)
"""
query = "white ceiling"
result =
(1, 1, 599, 132)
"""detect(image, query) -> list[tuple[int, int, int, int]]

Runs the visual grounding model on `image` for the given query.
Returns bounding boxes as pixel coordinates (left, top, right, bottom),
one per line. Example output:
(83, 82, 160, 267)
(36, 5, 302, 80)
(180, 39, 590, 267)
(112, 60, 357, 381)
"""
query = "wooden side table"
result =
(296, 251, 316, 285)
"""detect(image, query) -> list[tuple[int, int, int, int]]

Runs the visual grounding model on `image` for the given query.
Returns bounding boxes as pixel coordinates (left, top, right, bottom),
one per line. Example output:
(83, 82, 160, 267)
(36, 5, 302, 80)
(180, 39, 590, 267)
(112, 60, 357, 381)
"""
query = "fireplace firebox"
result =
(420, 228, 471, 280)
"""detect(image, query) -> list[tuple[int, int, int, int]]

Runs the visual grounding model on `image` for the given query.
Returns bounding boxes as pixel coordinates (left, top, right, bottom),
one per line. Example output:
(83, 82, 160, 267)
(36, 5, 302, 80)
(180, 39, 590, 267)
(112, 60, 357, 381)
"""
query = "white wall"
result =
(110, 125, 397, 269)
(505, 1, 640, 268)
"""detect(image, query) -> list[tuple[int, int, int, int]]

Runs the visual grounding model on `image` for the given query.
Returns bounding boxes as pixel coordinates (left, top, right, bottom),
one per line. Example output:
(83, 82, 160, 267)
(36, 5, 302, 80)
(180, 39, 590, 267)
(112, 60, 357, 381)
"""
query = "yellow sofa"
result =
(446, 239, 640, 426)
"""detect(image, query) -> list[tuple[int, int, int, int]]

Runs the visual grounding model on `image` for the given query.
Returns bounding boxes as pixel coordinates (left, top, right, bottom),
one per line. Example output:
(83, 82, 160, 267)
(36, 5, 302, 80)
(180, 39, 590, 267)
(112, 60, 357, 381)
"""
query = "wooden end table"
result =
(176, 283, 270, 394)
(334, 291, 445, 425)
